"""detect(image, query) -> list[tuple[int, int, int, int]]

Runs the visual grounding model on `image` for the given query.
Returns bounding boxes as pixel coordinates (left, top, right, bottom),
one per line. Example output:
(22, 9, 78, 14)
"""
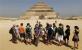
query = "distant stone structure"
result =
(20, 2, 59, 19)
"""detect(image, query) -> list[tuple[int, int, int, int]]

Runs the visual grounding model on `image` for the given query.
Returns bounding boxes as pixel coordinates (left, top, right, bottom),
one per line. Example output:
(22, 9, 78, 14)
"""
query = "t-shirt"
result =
(19, 26, 25, 33)
(26, 26, 32, 33)
(65, 29, 70, 36)
(48, 27, 53, 36)
(15, 27, 19, 34)
(57, 27, 64, 35)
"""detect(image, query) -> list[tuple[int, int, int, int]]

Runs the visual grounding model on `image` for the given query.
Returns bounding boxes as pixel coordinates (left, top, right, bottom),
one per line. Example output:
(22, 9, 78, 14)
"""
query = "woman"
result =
(72, 26, 79, 49)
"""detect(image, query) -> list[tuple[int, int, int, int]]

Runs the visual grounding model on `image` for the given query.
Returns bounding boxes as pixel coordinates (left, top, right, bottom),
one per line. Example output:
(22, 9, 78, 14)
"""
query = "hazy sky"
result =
(0, 0, 82, 17)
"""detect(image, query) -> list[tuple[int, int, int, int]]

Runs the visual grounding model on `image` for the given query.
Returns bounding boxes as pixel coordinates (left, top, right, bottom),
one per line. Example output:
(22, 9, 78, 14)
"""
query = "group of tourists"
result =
(9, 21, 79, 49)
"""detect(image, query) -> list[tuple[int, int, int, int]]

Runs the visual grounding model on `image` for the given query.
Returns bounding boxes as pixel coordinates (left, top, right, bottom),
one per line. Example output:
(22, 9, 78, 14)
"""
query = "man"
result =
(25, 23, 32, 45)
(57, 23, 64, 46)
(64, 25, 70, 45)
(34, 23, 40, 46)
(9, 25, 17, 43)
(52, 23, 57, 40)
(19, 23, 25, 42)
(15, 25, 20, 40)
(47, 24, 53, 44)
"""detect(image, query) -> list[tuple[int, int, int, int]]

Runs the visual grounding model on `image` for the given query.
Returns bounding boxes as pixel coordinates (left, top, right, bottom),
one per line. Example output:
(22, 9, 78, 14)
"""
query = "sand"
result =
(0, 19, 82, 50)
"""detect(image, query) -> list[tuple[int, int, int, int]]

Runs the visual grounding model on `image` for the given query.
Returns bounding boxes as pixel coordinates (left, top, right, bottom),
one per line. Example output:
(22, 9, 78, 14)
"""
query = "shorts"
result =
(20, 33, 25, 38)
(25, 33, 32, 39)
(64, 35, 69, 40)
(58, 34, 63, 42)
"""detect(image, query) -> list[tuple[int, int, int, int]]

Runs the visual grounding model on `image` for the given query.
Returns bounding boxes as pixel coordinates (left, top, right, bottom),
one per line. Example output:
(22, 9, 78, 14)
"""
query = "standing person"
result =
(19, 23, 25, 42)
(52, 23, 57, 40)
(15, 25, 20, 40)
(72, 26, 79, 49)
(25, 23, 32, 45)
(45, 23, 50, 36)
(9, 25, 17, 43)
(39, 24, 44, 38)
(34, 23, 40, 46)
(43, 23, 50, 44)
(47, 24, 53, 45)
(64, 25, 70, 45)
(57, 23, 64, 46)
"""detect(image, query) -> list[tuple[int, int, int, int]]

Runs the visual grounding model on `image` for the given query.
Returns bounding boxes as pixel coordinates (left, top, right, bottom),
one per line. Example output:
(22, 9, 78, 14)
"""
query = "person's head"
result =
(39, 24, 42, 28)
(53, 23, 56, 27)
(27, 23, 30, 26)
(20, 23, 23, 26)
(46, 23, 49, 26)
(74, 26, 79, 30)
(38, 21, 41, 25)
(37, 20, 39, 23)
(66, 25, 70, 29)
(55, 21, 57, 23)
(35, 24, 38, 28)
(13, 25, 15, 27)
(16, 25, 19, 27)
(49, 24, 52, 28)
(59, 23, 63, 28)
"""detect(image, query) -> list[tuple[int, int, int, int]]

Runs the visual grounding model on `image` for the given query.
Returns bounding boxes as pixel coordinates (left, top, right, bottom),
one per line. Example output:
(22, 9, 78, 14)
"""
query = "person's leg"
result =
(53, 33, 56, 40)
(77, 42, 78, 49)
(67, 36, 69, 45)
(25, 34, 28, 45)
(63, 36, 66, 44)
(21, 34, 24, 42)
(12, 34, 14, 42)
(74, 42, 76, 50)
(17, 33, 20, 40)
(25, 39, 28, 45)
(60, 35, 64, 46)
(29, 34, 32, 45)
(65, 38, 66, 45)
(29, 38, 32, 45)
(27, 35, 31, 44)
(47, 35, 49, 44)
(35, 36, 39, 46)
(13, 34, 17, 43)
(49, 35, 52, 44)
(19, 34, 22, 41)
(75, 42, 78, 49)
(58, 35, 61, 46)
(10, 34, 13, 41)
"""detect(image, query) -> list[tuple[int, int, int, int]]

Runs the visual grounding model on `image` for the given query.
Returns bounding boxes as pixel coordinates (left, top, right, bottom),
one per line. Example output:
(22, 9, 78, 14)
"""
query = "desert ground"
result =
(0, 19, 82, 50)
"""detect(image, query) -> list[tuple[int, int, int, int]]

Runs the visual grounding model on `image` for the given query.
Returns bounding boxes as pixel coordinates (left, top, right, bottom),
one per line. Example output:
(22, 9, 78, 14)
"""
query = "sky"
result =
(0, 0, 82, 18)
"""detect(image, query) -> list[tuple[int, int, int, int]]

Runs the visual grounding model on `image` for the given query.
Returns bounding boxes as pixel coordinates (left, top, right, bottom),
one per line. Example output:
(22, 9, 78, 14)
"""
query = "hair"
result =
(16, 25, 19, 27)
(13, 25, 15, 27)
(46, 23, 49, 26)
(20, 23, 23, 26)
(74, 26, 79, 29)
(59, 23, 63, 26)
(27, 23, 30, 26)
(66, 25, 70, 28)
